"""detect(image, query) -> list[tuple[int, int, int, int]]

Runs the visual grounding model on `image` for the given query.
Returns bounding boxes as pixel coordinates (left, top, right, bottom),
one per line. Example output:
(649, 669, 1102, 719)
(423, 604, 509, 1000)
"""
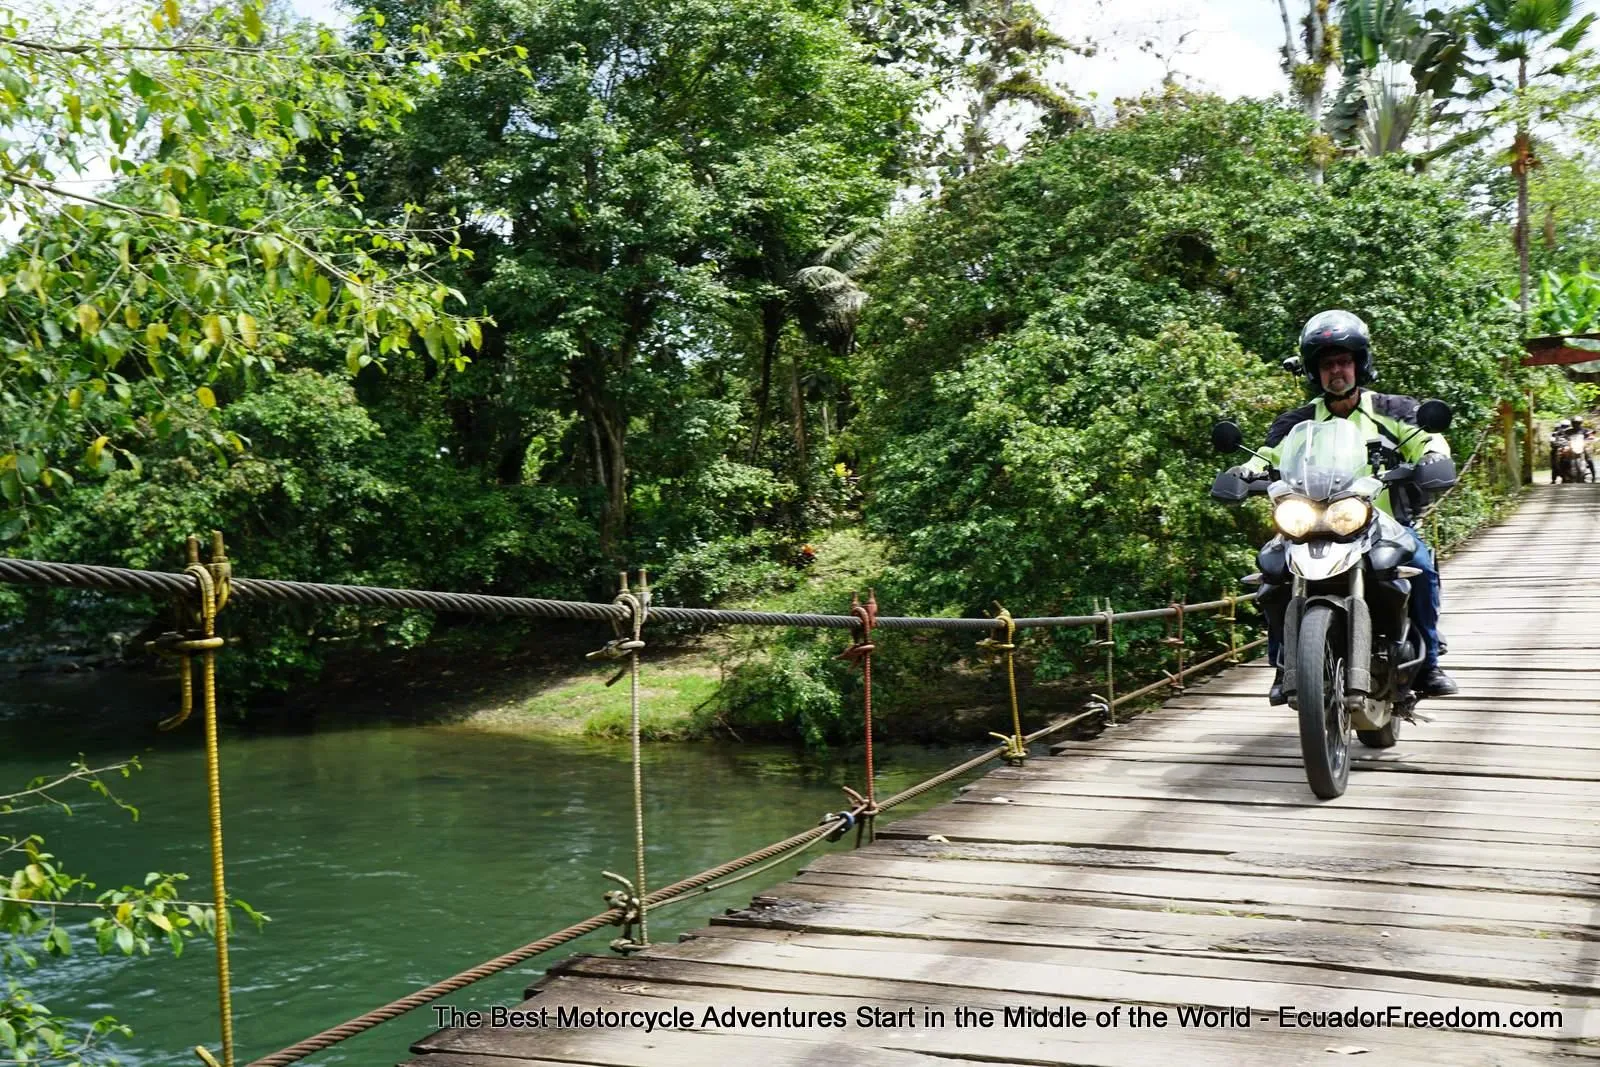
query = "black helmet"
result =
(1298, 310, 1375, 394)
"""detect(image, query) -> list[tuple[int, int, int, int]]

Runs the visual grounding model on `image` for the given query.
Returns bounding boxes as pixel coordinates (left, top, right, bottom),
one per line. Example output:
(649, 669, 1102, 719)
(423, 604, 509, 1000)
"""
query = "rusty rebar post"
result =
(1088, 597, 1116, 724)
(1162, 600, 1186, 693)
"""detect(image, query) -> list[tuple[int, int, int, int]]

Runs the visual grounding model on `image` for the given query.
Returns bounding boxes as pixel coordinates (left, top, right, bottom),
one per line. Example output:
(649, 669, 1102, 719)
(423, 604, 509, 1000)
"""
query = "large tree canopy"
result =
(856, 93, 1519, 626)
(359, 0, 918, 560)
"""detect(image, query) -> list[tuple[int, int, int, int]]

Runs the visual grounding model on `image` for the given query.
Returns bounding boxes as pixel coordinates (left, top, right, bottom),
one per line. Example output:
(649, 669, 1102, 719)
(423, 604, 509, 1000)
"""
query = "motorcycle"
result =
(1555, 428, 1596, 483)
(1209, 400, 1456, 799)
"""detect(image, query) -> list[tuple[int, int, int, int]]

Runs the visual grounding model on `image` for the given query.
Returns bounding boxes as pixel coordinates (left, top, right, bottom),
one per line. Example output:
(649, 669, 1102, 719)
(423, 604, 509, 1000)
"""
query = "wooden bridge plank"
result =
(713, 887, 1600, 994)
(878, 805, 1600, 874)
(831, 838, 1600, 898)
(965, 775, 1600, 822)
(794, 855, 1600, 929)
(1091, 717, 1600, 752)
(1041, 740, 1600, 781)
(948, 789, 1600, 840)
(986, 757, 1600, 799)
(412, 1024, 977, 1066)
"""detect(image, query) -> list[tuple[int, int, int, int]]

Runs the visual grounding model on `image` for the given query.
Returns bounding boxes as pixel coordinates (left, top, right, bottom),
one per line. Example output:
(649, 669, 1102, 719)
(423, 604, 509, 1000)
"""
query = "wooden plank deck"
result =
(404, 483, 1600, 1066)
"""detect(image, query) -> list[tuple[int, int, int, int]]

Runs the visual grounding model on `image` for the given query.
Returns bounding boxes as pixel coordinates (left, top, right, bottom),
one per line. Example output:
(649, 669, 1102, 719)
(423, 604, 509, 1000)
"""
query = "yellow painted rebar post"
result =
(979, 605, 1025, 765)
(590, 570, 651, 954)
(155, 532, 233, 1067)
(1164, 601, 1185, 693)
(1223, 595, 1239, 664)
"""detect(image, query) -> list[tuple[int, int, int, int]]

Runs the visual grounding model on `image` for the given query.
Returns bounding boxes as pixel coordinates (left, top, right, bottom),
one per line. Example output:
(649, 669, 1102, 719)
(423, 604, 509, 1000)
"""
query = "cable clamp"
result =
(601, 871, 647, 955)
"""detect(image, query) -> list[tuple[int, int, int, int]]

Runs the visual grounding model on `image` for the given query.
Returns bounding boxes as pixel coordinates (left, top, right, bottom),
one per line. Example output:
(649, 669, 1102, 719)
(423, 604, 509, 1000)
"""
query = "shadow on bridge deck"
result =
(404, 483, 1600, 1067)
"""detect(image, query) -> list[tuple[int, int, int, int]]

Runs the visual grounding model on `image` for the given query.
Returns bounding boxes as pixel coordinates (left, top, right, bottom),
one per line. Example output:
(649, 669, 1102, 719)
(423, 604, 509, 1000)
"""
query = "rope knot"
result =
(975, 605, 1017, 659)
(588, 574, 650, 684)
(825, 786, 878, 844)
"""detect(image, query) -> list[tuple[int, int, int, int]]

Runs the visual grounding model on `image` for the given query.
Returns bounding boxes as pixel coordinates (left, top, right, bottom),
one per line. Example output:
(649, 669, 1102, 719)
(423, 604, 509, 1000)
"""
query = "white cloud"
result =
(287, 0, 350, 29)
(1041, 0, 1292, 110)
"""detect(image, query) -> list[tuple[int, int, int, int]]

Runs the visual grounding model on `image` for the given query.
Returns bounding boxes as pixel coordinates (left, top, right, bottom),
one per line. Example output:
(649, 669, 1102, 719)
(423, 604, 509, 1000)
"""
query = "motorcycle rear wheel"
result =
(1296, 603, 1351, 799)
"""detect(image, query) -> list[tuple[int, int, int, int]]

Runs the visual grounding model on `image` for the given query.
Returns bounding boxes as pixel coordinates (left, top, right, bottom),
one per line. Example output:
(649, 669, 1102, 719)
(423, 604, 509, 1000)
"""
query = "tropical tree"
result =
(1470, 0, 1597, 315)
(847, 0, 1086, 178)
(1276, 0, 1341, 178)
(1328, 1, 1475, 159)
(362, 0, 917, 562)
(857, 94, 1517, 630)
(0, 0, 493, 541)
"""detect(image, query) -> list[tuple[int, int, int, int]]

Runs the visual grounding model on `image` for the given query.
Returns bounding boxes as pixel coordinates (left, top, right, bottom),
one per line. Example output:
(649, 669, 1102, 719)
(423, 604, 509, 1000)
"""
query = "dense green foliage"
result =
(858, 95, 1518, 622)
(0, 1, 499, 540)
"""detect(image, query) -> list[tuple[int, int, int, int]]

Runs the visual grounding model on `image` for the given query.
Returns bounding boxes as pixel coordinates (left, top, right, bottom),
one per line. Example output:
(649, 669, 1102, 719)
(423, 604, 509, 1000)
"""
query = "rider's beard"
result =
(1324, 375, 1355, 398)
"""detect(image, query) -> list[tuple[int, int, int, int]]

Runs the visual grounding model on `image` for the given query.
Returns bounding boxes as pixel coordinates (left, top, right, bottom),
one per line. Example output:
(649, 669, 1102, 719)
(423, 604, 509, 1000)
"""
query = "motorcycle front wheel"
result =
(1296, 603, 1351, 799)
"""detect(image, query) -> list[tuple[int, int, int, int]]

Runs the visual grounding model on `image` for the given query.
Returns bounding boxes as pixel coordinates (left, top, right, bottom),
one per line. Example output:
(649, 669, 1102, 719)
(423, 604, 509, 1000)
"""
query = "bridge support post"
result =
(1500, 400, 1520, 488)
(1524, 388, 1535, 485)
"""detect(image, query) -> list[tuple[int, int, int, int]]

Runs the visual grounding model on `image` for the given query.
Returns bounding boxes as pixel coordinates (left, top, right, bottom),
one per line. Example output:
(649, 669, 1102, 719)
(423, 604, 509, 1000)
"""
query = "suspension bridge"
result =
(403, 483, 1600, 1067)
(3, 482, 1598, 1066)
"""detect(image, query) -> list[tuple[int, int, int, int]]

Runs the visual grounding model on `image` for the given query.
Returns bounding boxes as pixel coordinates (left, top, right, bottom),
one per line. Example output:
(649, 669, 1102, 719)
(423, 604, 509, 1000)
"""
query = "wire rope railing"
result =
(5, 535, 1270, 1066)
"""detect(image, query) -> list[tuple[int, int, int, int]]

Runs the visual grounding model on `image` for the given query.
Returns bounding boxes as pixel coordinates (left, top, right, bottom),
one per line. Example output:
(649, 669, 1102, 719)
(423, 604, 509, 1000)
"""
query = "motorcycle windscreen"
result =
(1277, 418, 1368, 500)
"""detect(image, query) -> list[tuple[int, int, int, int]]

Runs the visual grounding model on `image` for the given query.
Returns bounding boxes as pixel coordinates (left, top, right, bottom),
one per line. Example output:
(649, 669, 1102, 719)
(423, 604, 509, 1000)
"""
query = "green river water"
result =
(2, 668, 986, 1066)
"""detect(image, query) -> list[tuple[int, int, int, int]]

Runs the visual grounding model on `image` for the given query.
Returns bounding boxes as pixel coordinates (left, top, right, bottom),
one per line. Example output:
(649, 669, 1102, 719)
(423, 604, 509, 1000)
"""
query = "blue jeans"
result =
(1266, 526, 1443, 670)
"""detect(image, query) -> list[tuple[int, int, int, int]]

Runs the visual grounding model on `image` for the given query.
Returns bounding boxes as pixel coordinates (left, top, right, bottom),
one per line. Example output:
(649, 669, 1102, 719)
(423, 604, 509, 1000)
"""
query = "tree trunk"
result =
(1523, 389, 1535, 486)
(1278, 0, 1333, 184)
(1515, 58, 1531, 322)
(788, 341, 808, 490)
(577, 364, 629, 563)
(748, 298, 784, 462)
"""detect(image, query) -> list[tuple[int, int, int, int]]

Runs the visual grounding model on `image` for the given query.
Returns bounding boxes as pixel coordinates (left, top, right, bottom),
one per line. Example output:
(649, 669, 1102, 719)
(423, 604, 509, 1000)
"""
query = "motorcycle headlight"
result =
(1273, 498, 1320, 539)
(1325, 497, 1372, 536)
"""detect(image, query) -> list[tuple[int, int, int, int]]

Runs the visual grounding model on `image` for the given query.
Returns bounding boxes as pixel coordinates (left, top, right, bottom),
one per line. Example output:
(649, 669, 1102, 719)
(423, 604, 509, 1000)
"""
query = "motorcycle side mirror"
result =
(1416, 399, 1452, 433)
(1211, 420, 1244, 453)
(1280, 356, 1303, 375)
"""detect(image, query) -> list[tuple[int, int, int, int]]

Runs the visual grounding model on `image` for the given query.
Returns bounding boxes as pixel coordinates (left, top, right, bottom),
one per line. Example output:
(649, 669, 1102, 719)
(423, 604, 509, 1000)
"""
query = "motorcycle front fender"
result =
(1282, 592, 1346, 706)
(1287, 540, 1365, 581)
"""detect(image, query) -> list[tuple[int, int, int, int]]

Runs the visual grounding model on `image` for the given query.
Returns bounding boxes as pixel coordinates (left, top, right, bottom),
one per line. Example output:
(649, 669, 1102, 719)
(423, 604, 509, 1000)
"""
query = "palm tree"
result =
(782, 226, 883, 479)
(1471, 0, 1596, 317)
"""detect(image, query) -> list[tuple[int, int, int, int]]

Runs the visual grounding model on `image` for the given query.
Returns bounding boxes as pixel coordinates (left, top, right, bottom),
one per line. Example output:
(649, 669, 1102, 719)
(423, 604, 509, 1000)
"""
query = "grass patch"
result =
(460, 651, 721, 740)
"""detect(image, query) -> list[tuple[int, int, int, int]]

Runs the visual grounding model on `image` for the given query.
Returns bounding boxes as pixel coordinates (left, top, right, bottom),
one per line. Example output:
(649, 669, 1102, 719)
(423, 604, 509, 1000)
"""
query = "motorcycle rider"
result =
(1551, 417, 1596, 482)
(1227, 310, 1459, 703)
(1550, 420, 1569, 483)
